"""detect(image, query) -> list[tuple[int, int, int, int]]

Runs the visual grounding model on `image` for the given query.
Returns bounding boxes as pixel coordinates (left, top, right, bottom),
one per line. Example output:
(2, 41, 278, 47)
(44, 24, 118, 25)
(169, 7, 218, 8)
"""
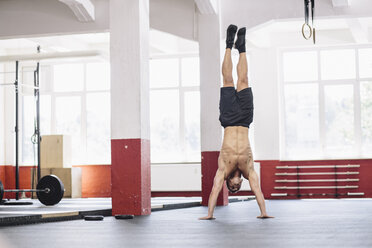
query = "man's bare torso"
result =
(219, 126, 253, 179)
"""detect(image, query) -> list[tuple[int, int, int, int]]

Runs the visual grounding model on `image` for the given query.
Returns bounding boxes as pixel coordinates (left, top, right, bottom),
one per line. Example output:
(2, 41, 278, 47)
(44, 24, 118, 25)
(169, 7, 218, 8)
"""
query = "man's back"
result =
(220, 126, 253, 178)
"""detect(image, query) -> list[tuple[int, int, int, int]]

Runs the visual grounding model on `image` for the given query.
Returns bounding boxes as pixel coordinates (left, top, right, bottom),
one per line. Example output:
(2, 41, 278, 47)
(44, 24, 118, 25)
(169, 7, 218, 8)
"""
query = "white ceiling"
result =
(0, 15, 371, 57)
(0, 29, 199, 59)
(246, 17, 372, 48)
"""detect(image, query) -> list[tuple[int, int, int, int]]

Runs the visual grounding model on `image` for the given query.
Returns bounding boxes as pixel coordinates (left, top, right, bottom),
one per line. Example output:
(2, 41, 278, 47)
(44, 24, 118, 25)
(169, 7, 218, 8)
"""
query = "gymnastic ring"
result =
(31, 134, 38, 144)
(302, 23, 312, 40)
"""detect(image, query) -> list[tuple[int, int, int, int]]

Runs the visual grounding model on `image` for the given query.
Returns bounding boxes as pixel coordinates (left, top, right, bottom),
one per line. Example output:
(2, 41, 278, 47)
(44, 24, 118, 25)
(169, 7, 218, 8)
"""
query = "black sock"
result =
(234, 27, 246, 53)
(226, 24, 237, 49)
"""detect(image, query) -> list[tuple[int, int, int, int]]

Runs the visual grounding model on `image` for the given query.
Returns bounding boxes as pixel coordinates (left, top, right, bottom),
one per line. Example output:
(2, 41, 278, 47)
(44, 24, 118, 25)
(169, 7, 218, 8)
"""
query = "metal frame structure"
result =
(0, 49, 101, 201)
(0, 60, 40, 200)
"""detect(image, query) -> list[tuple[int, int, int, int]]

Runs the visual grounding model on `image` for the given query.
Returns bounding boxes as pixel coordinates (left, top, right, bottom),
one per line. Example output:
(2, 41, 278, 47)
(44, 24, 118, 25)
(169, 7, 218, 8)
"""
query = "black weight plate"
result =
(0, 180, 3, 202)
(36, 175, 64, 206)
(84, 215, 104, 221)
(115, 215, 134, 220)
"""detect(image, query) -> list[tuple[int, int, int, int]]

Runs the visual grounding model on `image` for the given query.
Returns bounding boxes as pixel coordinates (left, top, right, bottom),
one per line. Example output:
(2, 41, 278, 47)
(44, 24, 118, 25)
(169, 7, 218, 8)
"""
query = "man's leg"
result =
(222, 49, 234, 87)
(237, 52, 248, 92)
(235, 27, 248, 92)
(222, 24, 237, 88)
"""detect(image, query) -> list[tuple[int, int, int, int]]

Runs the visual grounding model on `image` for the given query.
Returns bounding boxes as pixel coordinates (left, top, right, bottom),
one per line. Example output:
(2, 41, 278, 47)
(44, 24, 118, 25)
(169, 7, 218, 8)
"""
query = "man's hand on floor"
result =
(199, 216, 216, 220)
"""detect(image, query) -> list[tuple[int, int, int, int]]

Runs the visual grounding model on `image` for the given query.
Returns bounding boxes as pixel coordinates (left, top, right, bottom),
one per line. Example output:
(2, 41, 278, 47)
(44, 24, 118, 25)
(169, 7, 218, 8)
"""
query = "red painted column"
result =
(110, 0, 151, 215)
(198, 12, 228, 206)
(111, 139, 150, 215)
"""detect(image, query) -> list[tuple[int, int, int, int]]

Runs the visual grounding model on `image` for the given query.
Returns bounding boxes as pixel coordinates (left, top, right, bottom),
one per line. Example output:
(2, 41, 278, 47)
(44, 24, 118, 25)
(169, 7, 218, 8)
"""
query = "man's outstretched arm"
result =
(248, 169, 274, 219)
(199, 169, 225, 220)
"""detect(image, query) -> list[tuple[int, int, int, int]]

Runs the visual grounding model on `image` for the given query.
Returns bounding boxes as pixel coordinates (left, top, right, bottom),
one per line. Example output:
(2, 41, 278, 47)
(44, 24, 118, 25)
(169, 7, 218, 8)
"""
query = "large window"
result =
(20, 55, 201, 165)
(361, 81, 372, 154)
(281, 46, 372, 159)
(150, 56, 201, 163)
(21, 61, 111, 165)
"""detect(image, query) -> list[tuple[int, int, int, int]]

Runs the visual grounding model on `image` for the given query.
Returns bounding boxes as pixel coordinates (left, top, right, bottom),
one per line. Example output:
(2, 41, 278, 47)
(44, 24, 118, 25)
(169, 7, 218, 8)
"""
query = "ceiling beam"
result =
(28, 36, 89, 53)
(0, 50, 101, 62)
(194, 0, 218, 14)
(346, 19, 368, 43)
(331, 0, 350, 7)
(59, 0, 95, 22)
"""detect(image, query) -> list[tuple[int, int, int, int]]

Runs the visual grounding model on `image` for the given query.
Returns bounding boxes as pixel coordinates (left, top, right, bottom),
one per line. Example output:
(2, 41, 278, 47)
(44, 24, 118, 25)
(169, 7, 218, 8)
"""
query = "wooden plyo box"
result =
(31, 167, 82, 198)
(41, 135, 72, 169)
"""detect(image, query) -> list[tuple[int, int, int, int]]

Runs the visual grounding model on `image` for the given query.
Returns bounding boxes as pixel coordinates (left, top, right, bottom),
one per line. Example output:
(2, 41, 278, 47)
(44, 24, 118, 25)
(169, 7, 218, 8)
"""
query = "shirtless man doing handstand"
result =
(199, 25, 273, 220)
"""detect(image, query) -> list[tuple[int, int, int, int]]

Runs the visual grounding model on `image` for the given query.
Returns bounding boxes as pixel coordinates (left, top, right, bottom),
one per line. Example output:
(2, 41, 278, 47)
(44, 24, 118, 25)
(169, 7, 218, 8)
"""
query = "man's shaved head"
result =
(226, 176, 243, 193)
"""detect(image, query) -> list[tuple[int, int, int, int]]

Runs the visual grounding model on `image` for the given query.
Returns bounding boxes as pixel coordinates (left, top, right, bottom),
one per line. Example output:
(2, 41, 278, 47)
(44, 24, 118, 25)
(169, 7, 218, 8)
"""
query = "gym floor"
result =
(0, 197, 209, 226)
(0, 199, 371, 248)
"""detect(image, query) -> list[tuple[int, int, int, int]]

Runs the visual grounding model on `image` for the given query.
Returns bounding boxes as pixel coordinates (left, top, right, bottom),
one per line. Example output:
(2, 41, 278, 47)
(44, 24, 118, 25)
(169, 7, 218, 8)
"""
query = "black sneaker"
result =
(234, 27, 246, 53)
(226, 24, 238, 49)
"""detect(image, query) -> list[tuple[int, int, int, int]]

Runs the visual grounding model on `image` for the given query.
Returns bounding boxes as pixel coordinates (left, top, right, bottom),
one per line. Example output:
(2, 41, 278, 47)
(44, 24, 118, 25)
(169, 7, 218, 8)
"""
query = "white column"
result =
(110, 0, 150, 141)
(110, 0, 151, 216)
(250, 48, 280, 160)
(199, 14, 222, 153)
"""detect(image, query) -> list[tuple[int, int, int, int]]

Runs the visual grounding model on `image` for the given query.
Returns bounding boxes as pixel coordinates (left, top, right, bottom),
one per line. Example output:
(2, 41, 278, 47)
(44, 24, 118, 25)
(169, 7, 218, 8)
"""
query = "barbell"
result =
(0, 175, 65, 206)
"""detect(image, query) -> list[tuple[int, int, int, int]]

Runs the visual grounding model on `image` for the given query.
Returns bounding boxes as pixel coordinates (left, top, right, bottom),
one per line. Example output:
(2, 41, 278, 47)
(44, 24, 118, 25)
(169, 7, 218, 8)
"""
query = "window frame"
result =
(20, 59, 111, 165)
(150, 53, 201, 163)
(279, 44, 372, 160)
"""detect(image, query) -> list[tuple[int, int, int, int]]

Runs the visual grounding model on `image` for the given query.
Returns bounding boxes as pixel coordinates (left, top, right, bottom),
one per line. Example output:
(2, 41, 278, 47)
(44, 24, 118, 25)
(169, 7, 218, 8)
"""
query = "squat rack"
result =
(0, 49, 101, 201)
(0, 55, 41, 200)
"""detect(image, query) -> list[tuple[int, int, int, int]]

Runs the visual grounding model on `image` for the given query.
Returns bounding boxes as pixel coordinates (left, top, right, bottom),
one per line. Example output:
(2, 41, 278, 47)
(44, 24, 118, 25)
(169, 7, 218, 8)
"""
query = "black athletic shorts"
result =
(219, 87, 254, 128)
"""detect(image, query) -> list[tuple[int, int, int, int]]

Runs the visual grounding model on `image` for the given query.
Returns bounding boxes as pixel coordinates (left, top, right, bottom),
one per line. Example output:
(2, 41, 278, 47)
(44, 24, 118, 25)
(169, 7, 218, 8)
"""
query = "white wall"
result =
(250, 48, 280, 160)
(151, 164, 201, 191)
(150, 162, 260, 191)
